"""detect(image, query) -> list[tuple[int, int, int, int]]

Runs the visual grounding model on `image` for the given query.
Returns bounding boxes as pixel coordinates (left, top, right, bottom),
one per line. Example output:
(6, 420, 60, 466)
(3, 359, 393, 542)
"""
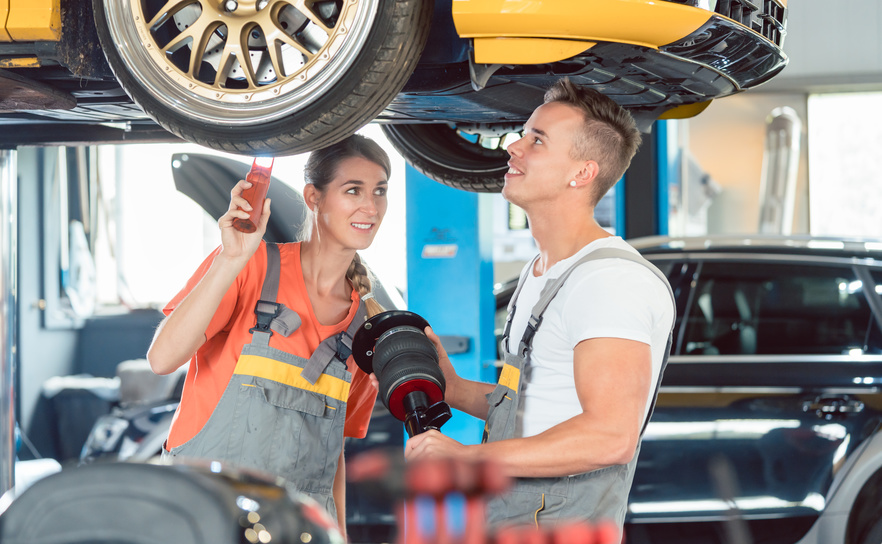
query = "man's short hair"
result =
(543, 78, 642, 204)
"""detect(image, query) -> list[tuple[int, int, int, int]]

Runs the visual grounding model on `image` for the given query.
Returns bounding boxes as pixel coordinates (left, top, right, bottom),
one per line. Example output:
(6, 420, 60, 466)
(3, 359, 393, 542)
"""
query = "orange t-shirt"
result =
(164, 241, 377, 449)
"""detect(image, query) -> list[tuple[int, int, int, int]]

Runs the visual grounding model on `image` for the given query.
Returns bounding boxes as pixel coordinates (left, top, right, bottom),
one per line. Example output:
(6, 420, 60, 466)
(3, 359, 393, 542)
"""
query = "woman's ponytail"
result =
(347, 253, 385, 317)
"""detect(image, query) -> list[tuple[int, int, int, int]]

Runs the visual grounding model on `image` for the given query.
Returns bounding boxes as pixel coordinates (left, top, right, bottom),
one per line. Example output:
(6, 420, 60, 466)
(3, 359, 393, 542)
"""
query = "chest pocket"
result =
(483, 383, 514, 444)
(483, 356, 522, 444)
(229, 352, 350, 492)
(251, 378, 332, 416)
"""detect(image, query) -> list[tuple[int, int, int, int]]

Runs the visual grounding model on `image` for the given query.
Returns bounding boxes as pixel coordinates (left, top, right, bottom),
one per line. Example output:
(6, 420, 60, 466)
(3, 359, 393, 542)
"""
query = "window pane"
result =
(808, 92, 882, 237)
(648, 259, 695, 355)
(869, 270, 882, 354)
(683, 262, 873, 355)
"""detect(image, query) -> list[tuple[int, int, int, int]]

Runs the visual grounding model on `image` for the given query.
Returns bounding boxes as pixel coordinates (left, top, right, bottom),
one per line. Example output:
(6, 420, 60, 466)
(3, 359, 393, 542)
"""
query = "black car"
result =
(1, 0, 788, 190)
(495, 235, 882, 544)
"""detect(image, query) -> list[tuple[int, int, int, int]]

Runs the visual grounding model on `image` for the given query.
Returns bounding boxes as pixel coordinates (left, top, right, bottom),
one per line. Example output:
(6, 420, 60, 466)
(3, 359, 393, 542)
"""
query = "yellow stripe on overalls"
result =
(234, 355, 351, 402)
(497, 363, 520, 393)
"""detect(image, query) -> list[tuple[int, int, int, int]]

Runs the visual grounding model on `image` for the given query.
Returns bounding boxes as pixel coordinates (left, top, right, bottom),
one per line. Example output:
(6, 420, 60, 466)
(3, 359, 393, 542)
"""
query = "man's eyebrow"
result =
(528, 127, 549, 139)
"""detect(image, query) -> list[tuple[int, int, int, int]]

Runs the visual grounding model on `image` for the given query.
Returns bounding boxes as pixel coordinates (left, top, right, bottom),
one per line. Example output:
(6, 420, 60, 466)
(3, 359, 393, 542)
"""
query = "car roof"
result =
(630, 235, 882, 260)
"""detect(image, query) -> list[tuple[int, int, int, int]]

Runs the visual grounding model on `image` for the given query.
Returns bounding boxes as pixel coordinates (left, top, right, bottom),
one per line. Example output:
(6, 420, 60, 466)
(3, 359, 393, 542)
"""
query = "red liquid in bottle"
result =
(232, 157, 274, 233)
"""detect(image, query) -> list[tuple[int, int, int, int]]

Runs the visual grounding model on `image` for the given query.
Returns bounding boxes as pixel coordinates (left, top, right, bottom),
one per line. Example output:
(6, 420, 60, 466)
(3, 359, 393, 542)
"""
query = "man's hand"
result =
(424, 326, 459, 391)
(423, 326, 496, 420)
(405, 430, 473, 463)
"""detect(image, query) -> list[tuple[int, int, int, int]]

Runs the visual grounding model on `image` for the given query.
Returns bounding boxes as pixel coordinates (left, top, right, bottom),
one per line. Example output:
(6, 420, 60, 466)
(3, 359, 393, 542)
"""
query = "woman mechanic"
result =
(146, 134, 390, 534)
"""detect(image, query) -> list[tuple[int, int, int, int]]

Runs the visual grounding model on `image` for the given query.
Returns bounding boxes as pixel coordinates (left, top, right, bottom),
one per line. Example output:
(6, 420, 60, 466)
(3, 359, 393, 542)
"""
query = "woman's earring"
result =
(569, 180, 577, 187)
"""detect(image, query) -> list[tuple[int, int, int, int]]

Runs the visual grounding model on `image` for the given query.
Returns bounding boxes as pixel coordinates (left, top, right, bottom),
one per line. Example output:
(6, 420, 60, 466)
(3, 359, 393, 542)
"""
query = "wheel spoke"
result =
(212, 23, 259, 88)
(236, 24, 260, 88)
(146, 0, 199, 30)
(187, 22, 222, 78)
(160, 15, 219, 79)
(249, 10, 294, 80)
(265, 0, 329, 61)
(273, 29, 314, 59)
(213, 47, 237, 88)
(264, 37, 288, 79)
(161, 24, 201, 56)
(289, 0, 333, 34)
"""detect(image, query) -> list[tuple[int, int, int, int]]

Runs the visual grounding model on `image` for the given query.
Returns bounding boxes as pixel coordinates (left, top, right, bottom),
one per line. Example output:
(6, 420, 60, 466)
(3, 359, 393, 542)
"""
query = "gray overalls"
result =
(484, 248, 675, 529)
(163, 243, 366, 520)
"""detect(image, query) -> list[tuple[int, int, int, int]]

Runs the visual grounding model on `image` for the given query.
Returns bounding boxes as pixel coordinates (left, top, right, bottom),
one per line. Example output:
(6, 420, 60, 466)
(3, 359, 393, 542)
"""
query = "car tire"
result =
(92, 0, 433, 156)
(860, 516, 882, 544)
(381, 123, 515, 192)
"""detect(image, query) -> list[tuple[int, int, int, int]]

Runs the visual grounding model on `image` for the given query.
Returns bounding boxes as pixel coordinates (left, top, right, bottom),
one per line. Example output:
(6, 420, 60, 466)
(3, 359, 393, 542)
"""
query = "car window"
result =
(869, 270, 882, 354)
(648, 260, 695, 354)
(683, 262, 875, 356)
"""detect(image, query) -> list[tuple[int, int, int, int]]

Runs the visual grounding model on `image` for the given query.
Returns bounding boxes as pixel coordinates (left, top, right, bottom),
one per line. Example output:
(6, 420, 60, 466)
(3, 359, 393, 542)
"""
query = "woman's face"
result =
(312, 155, 388, 251)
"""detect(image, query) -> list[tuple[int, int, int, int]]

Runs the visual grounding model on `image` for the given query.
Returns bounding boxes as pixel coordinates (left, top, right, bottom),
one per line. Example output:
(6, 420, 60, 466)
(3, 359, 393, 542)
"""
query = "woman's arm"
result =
(146, 180, 271, 375)
(146, 251, 248, 374)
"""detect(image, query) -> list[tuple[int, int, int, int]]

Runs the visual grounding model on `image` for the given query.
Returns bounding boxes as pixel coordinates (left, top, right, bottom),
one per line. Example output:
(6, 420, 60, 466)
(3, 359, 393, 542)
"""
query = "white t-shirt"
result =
(507, 236, 675, 438)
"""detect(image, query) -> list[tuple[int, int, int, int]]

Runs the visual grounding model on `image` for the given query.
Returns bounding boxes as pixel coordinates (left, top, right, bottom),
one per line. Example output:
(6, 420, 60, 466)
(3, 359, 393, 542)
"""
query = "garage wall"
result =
(685, 92, 809, 235)
(15, 148, 79, 433)
(763, 0, 882, 93)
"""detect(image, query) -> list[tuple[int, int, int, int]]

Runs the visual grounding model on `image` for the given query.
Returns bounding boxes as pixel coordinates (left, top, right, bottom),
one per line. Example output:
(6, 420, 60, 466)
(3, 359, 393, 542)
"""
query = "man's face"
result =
(502, 102, 586, 207)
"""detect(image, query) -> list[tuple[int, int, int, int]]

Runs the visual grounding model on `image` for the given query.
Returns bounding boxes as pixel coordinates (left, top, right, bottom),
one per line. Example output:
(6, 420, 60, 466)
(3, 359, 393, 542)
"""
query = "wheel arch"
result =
(816, 429, 882, 544)
(844, 456, 882, 543)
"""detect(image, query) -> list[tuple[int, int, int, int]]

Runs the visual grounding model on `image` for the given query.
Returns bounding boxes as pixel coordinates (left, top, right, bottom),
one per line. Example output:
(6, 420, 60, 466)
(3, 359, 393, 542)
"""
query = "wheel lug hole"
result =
(225, 0, 238, 12)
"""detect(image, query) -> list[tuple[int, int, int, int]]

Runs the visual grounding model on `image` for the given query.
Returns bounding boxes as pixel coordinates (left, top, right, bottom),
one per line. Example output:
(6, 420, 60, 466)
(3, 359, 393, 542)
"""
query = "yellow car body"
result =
(1, 0, 61, 42)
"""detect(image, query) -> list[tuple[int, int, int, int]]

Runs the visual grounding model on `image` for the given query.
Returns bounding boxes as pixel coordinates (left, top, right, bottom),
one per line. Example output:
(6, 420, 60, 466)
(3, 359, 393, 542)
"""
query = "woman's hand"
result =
(217, 179, 271, 261)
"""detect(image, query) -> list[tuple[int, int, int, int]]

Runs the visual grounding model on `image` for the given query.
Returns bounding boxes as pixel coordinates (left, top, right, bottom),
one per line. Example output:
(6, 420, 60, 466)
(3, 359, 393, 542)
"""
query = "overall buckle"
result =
(335, 331, 353, 362)
(250, 300, 282, 335)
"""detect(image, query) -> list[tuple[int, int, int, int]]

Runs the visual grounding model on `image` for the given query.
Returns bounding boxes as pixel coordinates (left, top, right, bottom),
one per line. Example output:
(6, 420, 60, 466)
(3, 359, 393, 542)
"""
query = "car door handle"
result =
(803, 396, 865, 419)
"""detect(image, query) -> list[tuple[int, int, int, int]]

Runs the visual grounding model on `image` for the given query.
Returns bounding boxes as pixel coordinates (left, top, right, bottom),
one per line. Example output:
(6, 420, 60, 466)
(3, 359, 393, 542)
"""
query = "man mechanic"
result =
(409, 78, 676, 531)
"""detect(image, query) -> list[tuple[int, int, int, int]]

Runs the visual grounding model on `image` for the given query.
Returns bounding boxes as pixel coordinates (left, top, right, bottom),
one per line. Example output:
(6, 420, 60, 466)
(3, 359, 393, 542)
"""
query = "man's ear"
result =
(303, 184, 319, 211)
(572, 160, 600, 188)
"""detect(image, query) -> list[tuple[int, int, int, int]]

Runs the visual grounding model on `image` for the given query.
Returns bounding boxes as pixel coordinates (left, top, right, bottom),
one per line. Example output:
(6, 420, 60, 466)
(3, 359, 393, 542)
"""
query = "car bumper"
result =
(452, 0, 787, 92)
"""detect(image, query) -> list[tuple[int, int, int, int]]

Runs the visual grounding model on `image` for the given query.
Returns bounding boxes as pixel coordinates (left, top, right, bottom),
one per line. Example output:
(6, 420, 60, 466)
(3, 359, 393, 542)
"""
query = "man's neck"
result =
(526, 203, 611, 276)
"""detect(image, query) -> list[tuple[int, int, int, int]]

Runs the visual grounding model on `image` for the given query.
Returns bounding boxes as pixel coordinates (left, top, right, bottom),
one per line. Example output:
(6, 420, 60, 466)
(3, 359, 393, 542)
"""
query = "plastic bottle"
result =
(232, 157, 274, 233)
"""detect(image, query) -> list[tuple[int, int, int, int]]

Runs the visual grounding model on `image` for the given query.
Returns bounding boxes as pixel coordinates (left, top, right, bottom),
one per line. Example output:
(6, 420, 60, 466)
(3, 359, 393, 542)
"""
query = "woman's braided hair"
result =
(303, 134, 391, 317)
(346, 253, 385, 317)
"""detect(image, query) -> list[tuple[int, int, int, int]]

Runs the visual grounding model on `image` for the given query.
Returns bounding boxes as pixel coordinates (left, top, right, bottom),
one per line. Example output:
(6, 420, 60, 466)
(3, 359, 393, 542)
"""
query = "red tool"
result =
(232, 157, 274, 233)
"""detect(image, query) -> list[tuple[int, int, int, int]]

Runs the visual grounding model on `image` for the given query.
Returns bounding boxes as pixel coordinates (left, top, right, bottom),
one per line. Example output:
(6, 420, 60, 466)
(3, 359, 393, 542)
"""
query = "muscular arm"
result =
(424, 328, 495, 419)
(407, 337, 652, 478)
(146, 181, 271, 375)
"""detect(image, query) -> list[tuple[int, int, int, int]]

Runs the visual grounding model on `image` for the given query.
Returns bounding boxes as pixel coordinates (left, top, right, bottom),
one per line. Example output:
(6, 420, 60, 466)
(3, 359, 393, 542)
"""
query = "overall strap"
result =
(501, 255, 540, 355)
(250, 243, 302, 341)
(301, 299, 368, 385)
(518, 248, 673, 357)
(250, 243, 283, 338)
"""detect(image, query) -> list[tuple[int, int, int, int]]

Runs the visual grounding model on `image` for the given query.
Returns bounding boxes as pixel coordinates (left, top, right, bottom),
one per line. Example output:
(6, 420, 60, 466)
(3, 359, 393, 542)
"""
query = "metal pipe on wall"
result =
(0, 149, 17, 495)
(758, 107, 802, 235)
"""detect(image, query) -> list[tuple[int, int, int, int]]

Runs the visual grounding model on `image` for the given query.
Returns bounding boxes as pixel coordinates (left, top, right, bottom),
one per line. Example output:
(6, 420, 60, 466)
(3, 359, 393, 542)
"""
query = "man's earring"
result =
(569, 180, 577, 187)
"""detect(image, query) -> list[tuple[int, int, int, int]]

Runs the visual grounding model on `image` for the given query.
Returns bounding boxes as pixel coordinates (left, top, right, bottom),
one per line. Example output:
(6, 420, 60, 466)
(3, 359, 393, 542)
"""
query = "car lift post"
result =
(621, 120, 675, 238)
(0, 149, 17, 495)
(404, 166, 497, 447)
